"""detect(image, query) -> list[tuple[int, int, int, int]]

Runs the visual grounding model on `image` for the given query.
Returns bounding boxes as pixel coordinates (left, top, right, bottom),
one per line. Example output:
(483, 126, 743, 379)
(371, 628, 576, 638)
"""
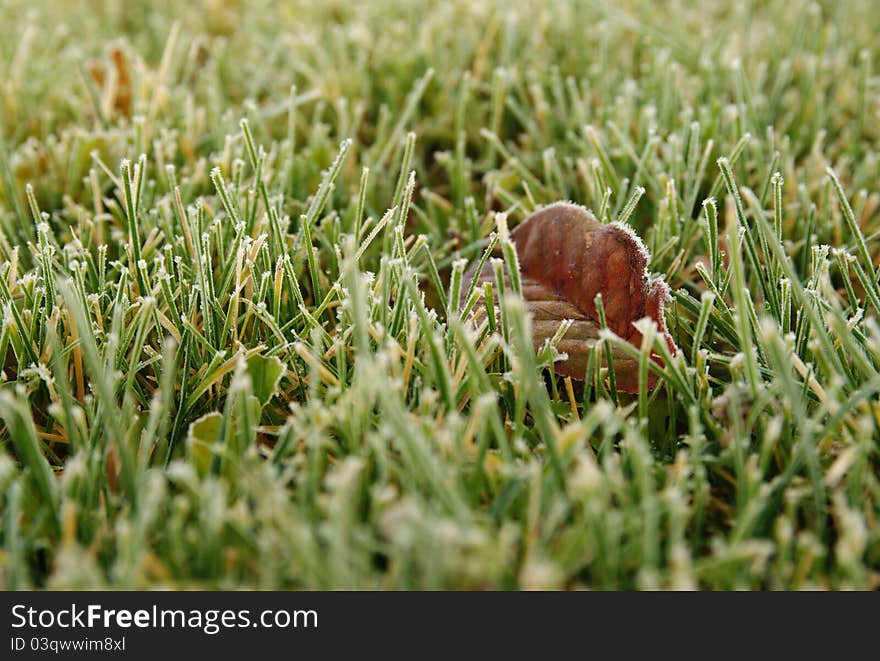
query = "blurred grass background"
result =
(0, 0, 878, 588)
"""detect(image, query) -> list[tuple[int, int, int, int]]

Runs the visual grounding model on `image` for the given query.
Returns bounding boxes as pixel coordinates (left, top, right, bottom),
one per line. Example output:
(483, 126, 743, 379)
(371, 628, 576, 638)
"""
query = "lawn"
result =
(0, 0, 878, 589)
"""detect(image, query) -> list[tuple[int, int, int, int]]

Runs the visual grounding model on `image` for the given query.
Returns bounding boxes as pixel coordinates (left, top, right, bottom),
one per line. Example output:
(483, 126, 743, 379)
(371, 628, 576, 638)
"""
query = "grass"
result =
(0, 0, 879, 589)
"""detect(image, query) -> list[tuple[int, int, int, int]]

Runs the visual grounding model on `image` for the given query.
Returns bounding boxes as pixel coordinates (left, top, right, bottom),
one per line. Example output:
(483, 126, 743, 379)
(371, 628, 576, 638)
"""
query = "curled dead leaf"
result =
(462, 202, 676, 393)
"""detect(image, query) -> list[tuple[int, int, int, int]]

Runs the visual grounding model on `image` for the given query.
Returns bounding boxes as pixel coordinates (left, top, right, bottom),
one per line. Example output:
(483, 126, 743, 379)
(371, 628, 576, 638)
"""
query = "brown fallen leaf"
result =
(462, 201, 676, 393)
